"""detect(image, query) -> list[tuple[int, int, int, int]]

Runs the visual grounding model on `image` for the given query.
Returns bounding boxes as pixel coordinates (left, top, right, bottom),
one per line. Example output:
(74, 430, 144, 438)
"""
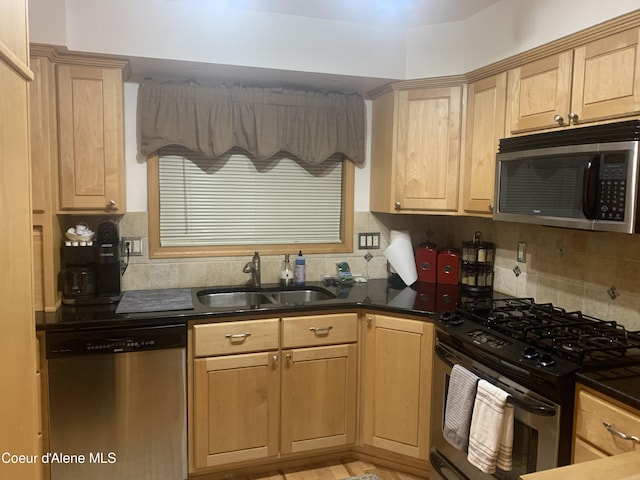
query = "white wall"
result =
(406, 0, 640, 78)
(29, 0, 407, 80)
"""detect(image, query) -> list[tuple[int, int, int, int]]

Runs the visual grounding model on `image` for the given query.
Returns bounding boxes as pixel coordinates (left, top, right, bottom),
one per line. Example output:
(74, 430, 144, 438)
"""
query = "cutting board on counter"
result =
(115, 288, 194, 314)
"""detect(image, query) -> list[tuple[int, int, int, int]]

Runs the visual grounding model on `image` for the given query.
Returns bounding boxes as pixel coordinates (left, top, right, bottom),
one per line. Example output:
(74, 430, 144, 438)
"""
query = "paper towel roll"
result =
(384, 230, 418, 286)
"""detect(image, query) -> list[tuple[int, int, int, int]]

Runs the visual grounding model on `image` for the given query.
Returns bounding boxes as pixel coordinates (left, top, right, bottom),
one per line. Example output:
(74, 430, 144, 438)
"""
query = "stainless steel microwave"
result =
(494, 121, 640, 233)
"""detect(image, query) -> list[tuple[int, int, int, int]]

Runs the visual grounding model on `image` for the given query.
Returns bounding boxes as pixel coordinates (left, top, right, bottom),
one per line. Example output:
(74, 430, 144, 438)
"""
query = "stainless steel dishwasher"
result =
(46, 323, 187, 480)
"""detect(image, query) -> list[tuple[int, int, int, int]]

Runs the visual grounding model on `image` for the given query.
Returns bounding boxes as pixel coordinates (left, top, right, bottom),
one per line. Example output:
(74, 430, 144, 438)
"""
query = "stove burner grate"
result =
(457, 297, 640, 368)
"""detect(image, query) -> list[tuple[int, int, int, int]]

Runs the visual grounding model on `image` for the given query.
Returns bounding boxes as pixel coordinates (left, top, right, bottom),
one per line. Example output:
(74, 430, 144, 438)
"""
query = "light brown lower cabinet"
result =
(193, 351, 280, 468)
(190, 313, 358, 473)
(360, 313, 434, 460)
(573, 383, 640, 463)
(281, 343, 357, 454)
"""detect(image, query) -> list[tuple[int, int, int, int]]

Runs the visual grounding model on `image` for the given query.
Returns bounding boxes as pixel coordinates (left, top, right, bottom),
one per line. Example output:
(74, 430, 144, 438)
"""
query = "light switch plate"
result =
(517, 241, 527, 263)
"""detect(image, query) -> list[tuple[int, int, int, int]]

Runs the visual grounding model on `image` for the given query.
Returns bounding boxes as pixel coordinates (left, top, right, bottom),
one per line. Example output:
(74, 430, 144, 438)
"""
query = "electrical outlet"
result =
(122, 236, 143, 256)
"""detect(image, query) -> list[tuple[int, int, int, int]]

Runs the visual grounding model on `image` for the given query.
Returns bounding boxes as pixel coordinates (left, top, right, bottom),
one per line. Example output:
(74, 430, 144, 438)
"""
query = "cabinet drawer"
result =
(575, 388, 640, 456)
(193, 319, 279, 357)
(282, 313, 357, 348)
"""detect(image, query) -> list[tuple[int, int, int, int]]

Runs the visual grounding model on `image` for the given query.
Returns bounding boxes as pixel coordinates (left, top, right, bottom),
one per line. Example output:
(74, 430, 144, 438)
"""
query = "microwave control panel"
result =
(598, 153, 627, 221)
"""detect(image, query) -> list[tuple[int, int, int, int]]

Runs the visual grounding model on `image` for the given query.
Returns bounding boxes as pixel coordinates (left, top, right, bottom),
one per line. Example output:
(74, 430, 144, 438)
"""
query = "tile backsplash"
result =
(118, 211, 640, 330)
(118, 211, 394, 291)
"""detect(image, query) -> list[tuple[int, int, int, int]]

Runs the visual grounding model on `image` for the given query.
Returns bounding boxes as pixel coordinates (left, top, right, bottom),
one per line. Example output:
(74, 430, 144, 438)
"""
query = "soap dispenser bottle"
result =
(295, 250, 306, 285)
(280, 254, 294, 287)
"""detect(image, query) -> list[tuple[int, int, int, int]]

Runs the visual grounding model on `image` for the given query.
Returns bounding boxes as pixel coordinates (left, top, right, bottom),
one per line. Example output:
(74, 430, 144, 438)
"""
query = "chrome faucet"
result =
(243, 251, 261, 286)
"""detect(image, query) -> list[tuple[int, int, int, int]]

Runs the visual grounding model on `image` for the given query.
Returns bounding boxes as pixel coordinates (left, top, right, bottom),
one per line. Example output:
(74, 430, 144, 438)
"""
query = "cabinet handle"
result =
(272, 354, 278, 365)
(568, 112, 579, 124)
(553, 114, 565, 125)
(285, 353, 292, 364)
(309, 326, 333, 335)
(395, 201, 401, 210)
(603, 422, 640, 443)
(107, 199, 117, 208)
(366, 316, 373, 326)
(225, 333, 251, 343)
(488, 204, 494, 213)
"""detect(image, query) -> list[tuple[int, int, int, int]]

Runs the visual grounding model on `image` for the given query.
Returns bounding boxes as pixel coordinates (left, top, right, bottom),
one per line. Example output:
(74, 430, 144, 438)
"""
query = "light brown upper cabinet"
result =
(370, 86, 462, 213)
(57, 63, 126, 212)
(460, 73, 507, 215)
(30, 52, 62, 311)
(508, 28, 640, 135)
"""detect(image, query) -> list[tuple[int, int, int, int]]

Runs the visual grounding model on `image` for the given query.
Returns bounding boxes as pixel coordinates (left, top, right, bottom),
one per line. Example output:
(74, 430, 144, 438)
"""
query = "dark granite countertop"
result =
(35, 279, 461, 332)
(576, 366, 640, 411)
(36, 279, 640, 413)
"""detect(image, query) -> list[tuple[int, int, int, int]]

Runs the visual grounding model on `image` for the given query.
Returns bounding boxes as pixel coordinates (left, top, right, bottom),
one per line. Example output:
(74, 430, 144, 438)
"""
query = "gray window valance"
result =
(138, 81, 366, 165)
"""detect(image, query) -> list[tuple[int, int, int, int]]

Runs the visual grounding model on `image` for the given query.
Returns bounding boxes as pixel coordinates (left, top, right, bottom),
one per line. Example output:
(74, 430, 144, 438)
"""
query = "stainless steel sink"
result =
(196, 286, 336, 309)
(197, 289, 274, 308)
(265, 287, 336, 305)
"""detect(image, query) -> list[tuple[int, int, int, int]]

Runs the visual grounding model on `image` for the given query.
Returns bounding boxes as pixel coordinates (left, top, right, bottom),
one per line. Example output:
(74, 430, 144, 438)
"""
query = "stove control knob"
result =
(522, 347, 540, 360)
(538, 354, 556, 368)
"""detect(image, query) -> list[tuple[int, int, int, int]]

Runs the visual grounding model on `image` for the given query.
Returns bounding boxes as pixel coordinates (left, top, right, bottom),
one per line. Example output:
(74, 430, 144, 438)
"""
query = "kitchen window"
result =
(147, 149, 354, 258)
(138, 81, 363, 258)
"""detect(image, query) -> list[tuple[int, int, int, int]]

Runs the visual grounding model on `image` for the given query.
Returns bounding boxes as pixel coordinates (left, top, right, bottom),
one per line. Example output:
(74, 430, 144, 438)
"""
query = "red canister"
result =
(415, 242, 438, 283)
(437, 248, 461, 285)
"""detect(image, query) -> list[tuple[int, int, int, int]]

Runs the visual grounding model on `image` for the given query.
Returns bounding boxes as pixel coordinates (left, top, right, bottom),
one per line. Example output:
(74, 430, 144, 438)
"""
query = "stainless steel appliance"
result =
(430, 297, 640, 480)
(494, 120, 640, 233)
(46, 323, 187, 480)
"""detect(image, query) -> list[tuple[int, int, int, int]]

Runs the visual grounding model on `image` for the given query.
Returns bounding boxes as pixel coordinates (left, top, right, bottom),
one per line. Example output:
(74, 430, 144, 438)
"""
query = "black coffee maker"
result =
(61, 220, 122, 305)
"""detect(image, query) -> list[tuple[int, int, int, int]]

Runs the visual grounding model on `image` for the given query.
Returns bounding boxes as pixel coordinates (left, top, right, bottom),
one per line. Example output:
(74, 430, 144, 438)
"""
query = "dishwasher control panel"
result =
(46, 324, 186, 358)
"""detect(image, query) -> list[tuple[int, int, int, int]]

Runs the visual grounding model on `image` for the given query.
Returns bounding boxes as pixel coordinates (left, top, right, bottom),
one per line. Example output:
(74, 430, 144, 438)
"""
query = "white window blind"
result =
(158, 152, 344, 247)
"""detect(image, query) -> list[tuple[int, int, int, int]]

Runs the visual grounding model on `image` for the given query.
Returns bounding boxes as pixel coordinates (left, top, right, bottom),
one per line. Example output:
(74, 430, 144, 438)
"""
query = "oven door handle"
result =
(435, 343, 558, 417)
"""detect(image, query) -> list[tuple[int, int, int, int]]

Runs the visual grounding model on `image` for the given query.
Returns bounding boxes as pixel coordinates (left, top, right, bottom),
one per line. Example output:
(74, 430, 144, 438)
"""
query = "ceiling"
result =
(127, 0, 501, 95)
(184, 0, 501, 27)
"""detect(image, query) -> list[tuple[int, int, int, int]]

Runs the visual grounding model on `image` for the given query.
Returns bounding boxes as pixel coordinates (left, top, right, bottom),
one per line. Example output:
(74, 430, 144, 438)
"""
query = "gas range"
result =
(431, 295, 640, 474)
(452, 297, 640, 369)
(435, 296, 640, 404)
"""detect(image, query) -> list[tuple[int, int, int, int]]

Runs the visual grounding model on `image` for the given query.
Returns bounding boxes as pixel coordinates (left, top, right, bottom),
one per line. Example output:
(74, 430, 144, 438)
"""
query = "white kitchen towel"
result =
(443, 364, 480, 451)
(467, 379, 512, 474)
(496, 402, 514, 471)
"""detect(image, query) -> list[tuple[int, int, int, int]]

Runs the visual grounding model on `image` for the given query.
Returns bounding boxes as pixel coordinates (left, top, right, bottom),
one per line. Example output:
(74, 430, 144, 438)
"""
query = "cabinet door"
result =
(57, 64, 125, 212)
(281, 343, 357, 455)
(30, 55, 58, 214)
(361, 314, 434, 459)
(193, 352, 280, 468)
(369, 91, 398, 213)
(571, 28, 640, 123)
(395, 87, 462, 212)
(30, 54, 62, 312)
(461, 73, 507, 215)
(507, 51, 573, 134)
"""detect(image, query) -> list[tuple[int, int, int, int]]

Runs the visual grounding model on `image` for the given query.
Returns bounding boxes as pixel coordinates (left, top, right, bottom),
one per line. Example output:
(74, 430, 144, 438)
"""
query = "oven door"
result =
(430, 341, 561, 480)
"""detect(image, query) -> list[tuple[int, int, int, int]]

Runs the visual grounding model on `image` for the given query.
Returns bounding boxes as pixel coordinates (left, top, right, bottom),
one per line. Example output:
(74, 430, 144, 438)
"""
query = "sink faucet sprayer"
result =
(243, 251, 261, 286)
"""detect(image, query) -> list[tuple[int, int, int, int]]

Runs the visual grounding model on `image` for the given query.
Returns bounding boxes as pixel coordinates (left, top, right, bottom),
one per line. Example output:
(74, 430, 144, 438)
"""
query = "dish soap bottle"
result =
(295, 250, 306, 285)
(280, 254, 294, 287)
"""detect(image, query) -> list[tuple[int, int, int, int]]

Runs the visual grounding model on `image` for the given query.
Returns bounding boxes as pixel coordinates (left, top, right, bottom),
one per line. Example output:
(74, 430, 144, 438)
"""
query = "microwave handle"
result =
(582, 157, 600, 219)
